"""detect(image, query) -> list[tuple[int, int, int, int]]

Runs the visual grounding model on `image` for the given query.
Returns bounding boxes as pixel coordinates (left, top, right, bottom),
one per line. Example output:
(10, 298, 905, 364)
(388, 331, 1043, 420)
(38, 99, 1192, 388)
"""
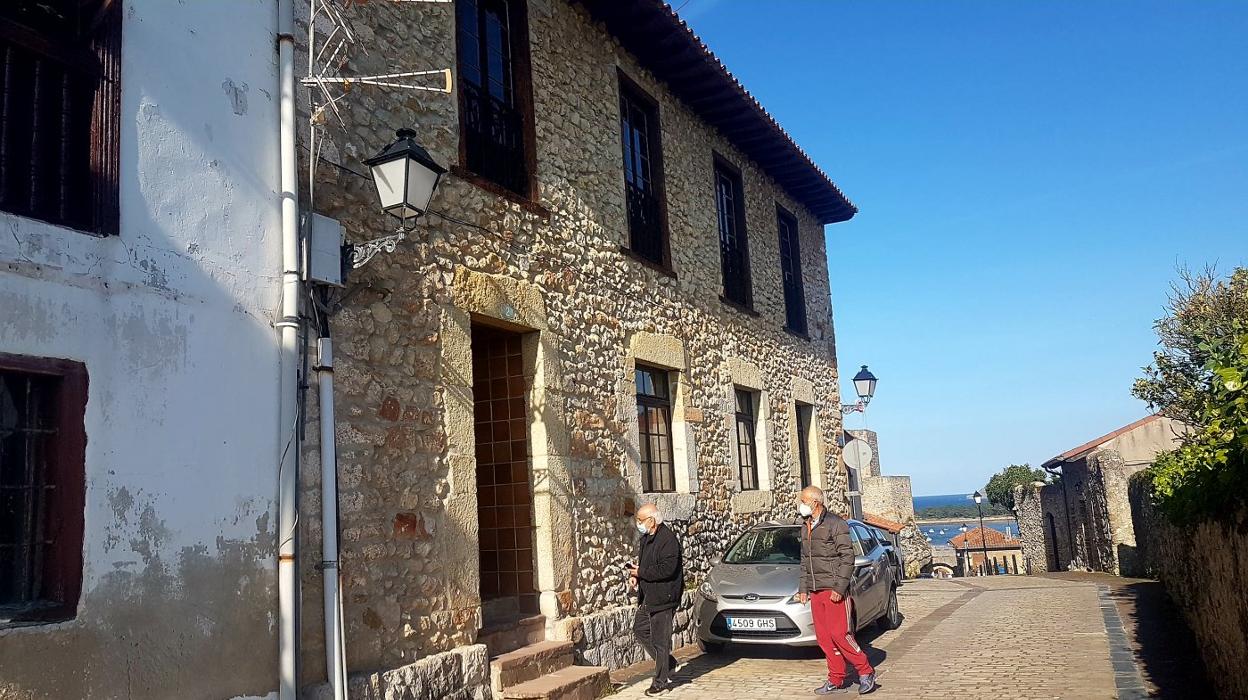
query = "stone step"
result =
(501, 666, 611, 700)
(478, 614, 547, 657)
(490, 640, 575, 694)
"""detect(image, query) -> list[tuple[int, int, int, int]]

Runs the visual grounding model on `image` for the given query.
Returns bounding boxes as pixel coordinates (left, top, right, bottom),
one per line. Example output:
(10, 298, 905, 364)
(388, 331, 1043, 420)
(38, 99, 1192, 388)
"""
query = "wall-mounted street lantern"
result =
(364, 128, 447, 229)
(350, 128, 447, 269)
(842, 365, 878, 415)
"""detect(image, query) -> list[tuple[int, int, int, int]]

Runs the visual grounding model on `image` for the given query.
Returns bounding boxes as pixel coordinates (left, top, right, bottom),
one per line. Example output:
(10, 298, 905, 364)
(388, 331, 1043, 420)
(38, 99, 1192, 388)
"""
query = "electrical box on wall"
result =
(305, 213, 345, 287)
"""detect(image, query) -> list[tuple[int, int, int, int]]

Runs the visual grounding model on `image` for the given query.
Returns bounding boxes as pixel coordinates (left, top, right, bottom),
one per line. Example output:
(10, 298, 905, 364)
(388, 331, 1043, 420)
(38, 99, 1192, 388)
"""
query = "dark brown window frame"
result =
(453, 0, 541, 208)
(0, 352, 87, 627)
(713, 153, 753, 311)
(636, 364, 676, 494)
(776, 204, 808, 336)
(734, 388, 759, 491)
(0, 1, 122, 237)
(616, 70, 672, 272)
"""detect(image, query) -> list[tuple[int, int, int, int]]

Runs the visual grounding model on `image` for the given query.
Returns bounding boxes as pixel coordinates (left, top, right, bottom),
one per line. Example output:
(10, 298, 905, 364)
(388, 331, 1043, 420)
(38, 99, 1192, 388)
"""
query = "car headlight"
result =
(699, 580, 717, 601)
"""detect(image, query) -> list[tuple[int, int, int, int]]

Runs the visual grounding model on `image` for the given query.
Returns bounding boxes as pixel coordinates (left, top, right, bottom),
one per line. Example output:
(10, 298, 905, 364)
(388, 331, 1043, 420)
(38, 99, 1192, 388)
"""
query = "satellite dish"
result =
(843, 440, 874, 470)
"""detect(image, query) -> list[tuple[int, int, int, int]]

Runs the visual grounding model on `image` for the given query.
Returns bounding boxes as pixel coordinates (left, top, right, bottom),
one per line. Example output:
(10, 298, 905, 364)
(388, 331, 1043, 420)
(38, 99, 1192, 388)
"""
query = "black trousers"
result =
(633, 604, 677, 684)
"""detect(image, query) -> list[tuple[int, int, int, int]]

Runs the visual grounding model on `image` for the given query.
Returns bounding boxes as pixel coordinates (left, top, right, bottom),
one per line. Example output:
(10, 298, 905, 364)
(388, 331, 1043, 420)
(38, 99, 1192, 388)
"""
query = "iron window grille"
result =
(715, 159, 752, 307)
(618, 75, 668, 267)
(777, 207, 807, 335)
(735, 389, 759, 491)
(0, 354, 87, 627)
(456, 0, 534, 198)
(636, 365, 675, 493)
(0, 0, 121, 236)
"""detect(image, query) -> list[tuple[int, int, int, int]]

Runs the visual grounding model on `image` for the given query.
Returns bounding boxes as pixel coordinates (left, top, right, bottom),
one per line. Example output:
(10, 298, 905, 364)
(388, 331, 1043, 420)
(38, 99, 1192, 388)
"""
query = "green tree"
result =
(1135, 267, 1248, 522)
(1133, 267, 1248, 428)
(983, 464, 1048, 511)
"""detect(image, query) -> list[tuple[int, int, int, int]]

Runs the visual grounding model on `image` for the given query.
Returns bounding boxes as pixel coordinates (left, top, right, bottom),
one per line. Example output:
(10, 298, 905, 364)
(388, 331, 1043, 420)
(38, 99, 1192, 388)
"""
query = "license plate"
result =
(725, 616, 777, 631)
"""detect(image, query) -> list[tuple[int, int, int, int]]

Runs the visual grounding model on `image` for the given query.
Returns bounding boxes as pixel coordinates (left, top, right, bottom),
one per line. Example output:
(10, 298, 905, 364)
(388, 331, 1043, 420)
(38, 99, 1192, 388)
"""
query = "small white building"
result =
(0, 2, 283, 698)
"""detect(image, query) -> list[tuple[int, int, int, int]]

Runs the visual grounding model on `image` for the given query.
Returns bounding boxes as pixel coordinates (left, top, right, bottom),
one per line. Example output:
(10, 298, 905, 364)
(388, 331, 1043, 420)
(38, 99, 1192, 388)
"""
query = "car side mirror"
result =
(710, 554, 722, 566)
(853, 555, 870, 569)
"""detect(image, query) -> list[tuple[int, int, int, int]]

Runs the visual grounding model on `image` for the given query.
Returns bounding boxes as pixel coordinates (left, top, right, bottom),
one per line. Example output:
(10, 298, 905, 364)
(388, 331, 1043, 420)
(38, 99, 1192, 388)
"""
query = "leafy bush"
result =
(984, 464, 1049, 511)
(1135, 267, 1248, 523)
(1145, 325, 1248, 523)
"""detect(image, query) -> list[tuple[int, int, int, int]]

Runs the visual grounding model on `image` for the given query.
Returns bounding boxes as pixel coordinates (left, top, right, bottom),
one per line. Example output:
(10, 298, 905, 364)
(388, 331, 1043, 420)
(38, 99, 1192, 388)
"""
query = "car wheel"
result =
(698, 639, 725, 654)
(877, 587, 901, 631)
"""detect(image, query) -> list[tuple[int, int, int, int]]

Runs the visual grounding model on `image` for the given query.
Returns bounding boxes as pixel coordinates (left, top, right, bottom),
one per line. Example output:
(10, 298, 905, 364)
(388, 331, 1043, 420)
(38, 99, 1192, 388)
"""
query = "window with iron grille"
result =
(0, 1, 121, 236)
(714, 159, 752, 307)
(777, 207, 807, 335)
(0, 354, 87, 627)
(456, 0, 534, 198)
(795, 402, 813, 488)
(618, 75, 668, 267)
(735, 389, 759, 491)
(636, 365, 675, 493)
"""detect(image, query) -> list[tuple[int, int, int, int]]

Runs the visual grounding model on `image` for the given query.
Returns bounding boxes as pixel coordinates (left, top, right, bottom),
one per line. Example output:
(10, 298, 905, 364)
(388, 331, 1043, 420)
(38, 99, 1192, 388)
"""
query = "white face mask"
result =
(798, 502, 814, 518)
(636, 518, 651, 535)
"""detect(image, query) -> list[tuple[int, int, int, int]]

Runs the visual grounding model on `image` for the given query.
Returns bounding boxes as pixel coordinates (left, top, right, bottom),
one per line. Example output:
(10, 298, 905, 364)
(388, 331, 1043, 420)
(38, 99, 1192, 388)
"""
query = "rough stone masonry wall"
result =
(861, 475, 914, 524)
(294, 0, 849, 684)
(1129, 478, 1248, 700)
(1014, 483, 1051, 573)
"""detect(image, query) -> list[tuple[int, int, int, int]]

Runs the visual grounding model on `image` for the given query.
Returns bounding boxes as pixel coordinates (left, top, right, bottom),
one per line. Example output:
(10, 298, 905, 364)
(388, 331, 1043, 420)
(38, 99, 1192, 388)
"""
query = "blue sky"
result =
(679, 1, 1248, 495)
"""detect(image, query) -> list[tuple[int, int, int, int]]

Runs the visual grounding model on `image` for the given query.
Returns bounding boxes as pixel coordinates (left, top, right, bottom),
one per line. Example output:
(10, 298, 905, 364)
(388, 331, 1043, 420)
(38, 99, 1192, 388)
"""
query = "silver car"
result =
(694, 520, 901, 651)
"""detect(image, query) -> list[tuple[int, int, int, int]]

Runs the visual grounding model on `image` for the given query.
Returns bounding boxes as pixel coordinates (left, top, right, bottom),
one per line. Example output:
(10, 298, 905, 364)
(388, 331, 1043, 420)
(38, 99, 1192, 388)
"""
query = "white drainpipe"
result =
(277, 0, 301, 697)
(315, 337, 348, 699)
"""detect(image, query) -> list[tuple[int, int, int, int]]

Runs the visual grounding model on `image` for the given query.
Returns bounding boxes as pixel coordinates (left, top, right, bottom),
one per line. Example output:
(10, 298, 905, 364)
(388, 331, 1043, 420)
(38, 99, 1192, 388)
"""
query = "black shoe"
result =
(814, 680, 850, 695)
(645, 681, 673, 696)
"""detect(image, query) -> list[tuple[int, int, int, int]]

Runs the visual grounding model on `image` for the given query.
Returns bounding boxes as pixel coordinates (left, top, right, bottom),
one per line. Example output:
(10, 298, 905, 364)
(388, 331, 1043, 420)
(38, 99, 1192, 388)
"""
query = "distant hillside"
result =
(913, 493, 973, 510)
(913, 493, 1011, 519)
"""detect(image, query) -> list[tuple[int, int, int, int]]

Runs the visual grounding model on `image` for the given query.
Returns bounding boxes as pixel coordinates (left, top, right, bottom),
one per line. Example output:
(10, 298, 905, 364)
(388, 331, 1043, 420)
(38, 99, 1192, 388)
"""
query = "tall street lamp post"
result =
(959, 523, 969, 577)
(973, 490, 991, 575)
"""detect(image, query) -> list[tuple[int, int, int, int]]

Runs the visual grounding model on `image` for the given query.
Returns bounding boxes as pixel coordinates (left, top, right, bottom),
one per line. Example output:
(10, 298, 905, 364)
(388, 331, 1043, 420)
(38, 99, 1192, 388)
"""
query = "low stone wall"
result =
(302, 644, 489, 700)
(897, 523, 932, 579)
(553, 591, 698, 670)
(1129, 476, 1248, 699)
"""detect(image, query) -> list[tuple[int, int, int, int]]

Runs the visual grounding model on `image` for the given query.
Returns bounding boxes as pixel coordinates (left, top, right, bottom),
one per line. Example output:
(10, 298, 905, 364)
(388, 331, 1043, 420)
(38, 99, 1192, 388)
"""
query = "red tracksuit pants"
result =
(811, 590, 874, 683)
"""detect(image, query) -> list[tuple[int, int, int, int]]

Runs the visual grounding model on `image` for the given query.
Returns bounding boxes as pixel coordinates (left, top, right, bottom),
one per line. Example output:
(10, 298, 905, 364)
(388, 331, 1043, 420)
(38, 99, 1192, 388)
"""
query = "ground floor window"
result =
(636, 365, 675, 493)
(735, 389, 759, 491)
(0, 354, 87, 626)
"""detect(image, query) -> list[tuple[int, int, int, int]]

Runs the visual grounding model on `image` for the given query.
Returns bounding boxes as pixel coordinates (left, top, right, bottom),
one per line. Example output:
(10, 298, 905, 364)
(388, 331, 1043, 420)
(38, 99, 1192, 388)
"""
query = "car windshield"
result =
(723, 527, 801, 565)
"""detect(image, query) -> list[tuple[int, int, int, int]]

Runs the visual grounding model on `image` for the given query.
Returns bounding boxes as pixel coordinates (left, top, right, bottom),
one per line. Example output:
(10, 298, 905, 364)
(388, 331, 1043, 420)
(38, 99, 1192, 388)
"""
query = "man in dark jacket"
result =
(629, 503, 683, 696)
(796, 486, 877, 695)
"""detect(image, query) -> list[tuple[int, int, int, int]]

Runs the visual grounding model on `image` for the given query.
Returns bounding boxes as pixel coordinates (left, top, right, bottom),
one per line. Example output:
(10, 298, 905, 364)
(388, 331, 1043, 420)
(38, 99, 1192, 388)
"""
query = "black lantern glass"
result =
(852, 365, 878, 404)
(364, 128, 447, 229)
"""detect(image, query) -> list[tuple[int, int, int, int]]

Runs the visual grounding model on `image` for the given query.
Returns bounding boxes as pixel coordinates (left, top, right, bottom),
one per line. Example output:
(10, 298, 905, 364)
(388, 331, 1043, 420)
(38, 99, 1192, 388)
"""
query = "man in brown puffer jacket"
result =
(796, 486, 876, 695)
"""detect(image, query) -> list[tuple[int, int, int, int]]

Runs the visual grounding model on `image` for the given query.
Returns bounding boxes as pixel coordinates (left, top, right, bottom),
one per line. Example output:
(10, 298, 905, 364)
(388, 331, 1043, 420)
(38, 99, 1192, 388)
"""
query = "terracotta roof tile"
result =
(862, 512, 905, 534)
(947, 526, 1020, 549)
(1041, 415, 1161, 468)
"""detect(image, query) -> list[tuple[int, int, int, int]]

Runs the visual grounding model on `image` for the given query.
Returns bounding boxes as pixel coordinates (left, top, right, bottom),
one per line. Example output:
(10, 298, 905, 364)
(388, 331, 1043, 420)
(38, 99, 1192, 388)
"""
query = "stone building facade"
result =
(295, 0, 857, 694)
(1015, 415, 1184, 576)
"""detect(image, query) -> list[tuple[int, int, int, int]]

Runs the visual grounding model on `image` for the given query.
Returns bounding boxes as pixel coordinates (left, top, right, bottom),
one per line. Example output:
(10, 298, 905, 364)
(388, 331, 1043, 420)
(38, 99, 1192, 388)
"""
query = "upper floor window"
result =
(0, 354, 87, 627)
(455, 0, 535, 198)
(636, 365, 675, 493)
(734, 389, 760, 491)
(777, 207, 807, 335)
(0, 0, 121, 236)
(618, 74, 668, 268)
(714, 158, 752, 308)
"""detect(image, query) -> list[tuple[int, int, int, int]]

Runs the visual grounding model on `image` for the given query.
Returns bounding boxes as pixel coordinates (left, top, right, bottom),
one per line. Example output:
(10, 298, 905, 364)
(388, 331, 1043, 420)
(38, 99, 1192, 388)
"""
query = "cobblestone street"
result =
(611, 576, 1151, 700)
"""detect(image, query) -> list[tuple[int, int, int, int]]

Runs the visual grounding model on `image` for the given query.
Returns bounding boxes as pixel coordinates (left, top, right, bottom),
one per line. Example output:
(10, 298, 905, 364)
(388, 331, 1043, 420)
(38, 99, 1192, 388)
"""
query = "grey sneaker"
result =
(858, 673, 877, 694)
(814, 680, 850, 695)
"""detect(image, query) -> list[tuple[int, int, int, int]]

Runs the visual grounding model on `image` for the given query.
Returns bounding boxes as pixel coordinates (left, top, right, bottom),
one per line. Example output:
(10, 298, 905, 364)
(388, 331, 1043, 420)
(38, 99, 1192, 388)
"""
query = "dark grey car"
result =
(694, 520, 901, 650)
